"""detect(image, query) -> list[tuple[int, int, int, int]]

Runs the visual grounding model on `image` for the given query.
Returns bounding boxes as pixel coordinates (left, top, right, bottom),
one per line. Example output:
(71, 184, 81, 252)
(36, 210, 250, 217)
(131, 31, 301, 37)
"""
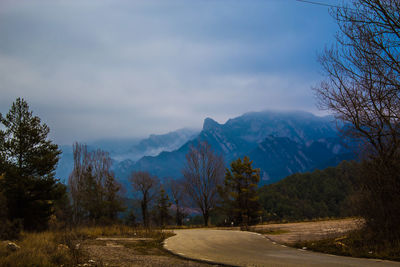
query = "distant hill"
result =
(55, 128, 199, 183)
(115, 110, 354, 186)
(258, 160, 359, 221)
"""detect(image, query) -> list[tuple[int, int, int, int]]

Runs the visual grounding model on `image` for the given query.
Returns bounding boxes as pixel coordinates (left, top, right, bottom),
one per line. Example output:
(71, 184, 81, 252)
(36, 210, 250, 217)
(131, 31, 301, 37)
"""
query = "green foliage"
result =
(0, 187, 22, 239)
(220, 156, 262, 227)
(49, 183, 73, 229)
(258, 161, 358, 222)
(0, 98, 64, 231)
(155, 187, 171, 227)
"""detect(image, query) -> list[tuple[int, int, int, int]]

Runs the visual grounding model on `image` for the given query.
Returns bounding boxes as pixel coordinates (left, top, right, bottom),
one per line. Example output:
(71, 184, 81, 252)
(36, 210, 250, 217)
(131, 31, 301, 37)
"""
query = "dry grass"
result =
(73, 224, 172, 239)
(248, 227, 290, 235)
(0, 225, 173, 267)
(294, 230, 400, 261)
(0, 231, 80, 267)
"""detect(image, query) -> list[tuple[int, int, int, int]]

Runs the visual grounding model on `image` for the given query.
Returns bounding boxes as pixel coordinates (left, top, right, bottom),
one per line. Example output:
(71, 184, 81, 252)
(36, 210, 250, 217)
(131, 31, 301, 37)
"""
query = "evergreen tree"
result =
(104, 172, 124, 222)
(126, 209, 137, 226)
(222, 156, 261, 228)
(156, 186, 171, 227)
(0, 98, 63, 230)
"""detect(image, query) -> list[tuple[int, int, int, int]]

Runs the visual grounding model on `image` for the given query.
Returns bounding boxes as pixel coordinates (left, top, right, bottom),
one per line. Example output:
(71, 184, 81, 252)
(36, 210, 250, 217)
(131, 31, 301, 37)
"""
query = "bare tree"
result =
(182, 142, 224, 226)
(315, 0, 400, 239)
(130, 171, 159, 227)
(68, 142, 124, 225)
(68, 142, 89, 225)
(165, 178, 187, 226)
(316, 0, 400, 158)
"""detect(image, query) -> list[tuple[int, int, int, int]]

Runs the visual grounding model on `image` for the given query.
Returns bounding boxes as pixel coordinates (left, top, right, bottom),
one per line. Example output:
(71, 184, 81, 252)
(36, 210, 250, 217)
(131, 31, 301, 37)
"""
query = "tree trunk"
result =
(203, 210, 209, 227)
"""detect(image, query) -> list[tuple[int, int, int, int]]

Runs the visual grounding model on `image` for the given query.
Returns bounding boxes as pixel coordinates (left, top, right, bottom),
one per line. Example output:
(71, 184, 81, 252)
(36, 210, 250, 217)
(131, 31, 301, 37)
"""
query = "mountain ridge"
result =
(114, 110, 353, 186)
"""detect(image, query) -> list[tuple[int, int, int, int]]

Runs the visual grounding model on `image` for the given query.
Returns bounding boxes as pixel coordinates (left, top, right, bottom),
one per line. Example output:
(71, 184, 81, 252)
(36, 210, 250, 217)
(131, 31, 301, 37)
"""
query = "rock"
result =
(75, 243, 81, 249)
(6, 242, 20, 252)
(57, 244, 70, 251)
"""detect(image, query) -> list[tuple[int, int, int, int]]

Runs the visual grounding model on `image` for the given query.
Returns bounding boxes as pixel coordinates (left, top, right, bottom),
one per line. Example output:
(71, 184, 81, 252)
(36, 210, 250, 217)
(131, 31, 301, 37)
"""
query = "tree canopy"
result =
(220, 156, 261, 227)
(0, 98, 63, 230)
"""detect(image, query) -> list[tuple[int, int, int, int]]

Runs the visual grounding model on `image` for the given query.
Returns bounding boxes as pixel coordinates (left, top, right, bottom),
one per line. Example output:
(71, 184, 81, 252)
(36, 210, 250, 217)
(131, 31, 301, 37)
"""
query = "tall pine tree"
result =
(0, 98, 63, 230)
(156, 186, 171, 227)
(222, 156, 261, 229)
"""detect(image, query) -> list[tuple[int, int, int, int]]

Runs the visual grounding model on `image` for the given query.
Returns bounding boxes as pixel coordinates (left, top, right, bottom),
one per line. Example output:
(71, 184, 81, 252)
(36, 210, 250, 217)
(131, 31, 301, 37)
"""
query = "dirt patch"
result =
(81, 237, 216, 266)
(252, 218, 363, 244)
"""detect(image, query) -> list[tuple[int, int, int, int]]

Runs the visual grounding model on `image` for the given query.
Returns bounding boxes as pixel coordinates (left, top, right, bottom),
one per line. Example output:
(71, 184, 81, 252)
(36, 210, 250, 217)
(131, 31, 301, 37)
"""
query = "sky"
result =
(0, 0, 340, 145)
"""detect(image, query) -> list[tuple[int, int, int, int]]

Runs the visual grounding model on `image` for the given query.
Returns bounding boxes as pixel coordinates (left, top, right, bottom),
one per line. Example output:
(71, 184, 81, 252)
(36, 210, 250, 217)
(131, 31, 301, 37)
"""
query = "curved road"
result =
(164, 229, 400, 267)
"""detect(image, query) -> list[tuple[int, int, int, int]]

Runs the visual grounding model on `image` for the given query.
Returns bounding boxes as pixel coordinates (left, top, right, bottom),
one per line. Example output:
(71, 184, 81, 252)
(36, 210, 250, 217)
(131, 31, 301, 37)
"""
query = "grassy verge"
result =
(248, 227, 290, 235)
(0, 225, 173, 267)
(0, 231, 81, 267)
(294, 230, 400, 261)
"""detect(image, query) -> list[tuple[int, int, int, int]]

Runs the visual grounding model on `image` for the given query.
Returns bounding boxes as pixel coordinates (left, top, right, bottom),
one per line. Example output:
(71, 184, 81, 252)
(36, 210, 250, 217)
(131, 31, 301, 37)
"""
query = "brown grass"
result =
(249, 227, 290, 235)
(0, 225, 173, 267)
(294, 229, 400, 261)
(0, 231, 80, 267)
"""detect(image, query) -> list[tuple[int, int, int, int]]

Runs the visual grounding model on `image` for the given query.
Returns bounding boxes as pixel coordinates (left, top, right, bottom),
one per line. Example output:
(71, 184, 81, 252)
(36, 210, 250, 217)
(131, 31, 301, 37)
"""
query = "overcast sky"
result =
(0, 0, 339, 145)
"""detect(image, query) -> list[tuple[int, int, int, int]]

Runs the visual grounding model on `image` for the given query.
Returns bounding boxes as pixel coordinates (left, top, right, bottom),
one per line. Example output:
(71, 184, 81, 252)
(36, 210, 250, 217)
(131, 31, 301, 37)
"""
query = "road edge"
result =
(163, 236, 237, 267)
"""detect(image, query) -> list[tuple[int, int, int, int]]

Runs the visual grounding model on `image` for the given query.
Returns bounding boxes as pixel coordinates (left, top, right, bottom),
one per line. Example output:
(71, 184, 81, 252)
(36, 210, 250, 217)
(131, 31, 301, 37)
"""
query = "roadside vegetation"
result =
(0, 226, 173, 267)
(294, 231, 400, 262)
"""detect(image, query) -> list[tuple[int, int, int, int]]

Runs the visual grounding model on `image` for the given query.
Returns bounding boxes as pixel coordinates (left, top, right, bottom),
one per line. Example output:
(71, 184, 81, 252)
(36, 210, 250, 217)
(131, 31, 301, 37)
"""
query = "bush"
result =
(0, 219, 22, 240)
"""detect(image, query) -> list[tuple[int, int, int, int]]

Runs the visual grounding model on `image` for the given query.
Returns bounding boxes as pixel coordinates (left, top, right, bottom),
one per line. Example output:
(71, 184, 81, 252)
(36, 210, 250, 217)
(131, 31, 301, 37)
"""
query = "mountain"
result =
(116, 110, 354, 185)
(55, 128, 199, 183)
(125, 128, 199, 161)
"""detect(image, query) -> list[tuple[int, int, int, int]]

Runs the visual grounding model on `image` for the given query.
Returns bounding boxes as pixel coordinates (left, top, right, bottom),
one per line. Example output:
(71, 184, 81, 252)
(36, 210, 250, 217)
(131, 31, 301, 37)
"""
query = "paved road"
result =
(164, 229, 400, 267)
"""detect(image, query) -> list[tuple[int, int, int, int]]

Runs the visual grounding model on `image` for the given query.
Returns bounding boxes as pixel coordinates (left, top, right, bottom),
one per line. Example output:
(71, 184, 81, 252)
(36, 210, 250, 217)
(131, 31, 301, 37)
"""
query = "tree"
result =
(68, 142, 124, 225)
(130, 171, 159, 227)
(0, 98, 64, 230)
(155, 186, 171, 227)
(221, 156, 261, 229)
(165, 178, 187, 226)
(315, 0, 400, 239)
(182, 142, 224, 226)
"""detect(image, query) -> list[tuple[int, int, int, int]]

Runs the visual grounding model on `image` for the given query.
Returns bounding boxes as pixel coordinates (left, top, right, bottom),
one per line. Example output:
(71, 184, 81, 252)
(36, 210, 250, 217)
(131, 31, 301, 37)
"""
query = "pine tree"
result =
(104, 172, 124, 222)
(223, 156, 261, 229)
(0, 98, 63, 230)
(156, 186, 171, 227)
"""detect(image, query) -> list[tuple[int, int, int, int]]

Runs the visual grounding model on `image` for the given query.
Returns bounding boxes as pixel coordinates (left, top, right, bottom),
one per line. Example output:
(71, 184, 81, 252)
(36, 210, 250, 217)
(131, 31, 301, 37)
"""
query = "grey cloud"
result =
(0, 0, 336, 145)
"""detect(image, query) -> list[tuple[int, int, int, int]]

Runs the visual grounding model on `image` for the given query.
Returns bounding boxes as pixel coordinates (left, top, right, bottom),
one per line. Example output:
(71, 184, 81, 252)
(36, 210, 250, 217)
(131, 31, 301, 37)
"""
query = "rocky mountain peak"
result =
(203, 117, 220, 131)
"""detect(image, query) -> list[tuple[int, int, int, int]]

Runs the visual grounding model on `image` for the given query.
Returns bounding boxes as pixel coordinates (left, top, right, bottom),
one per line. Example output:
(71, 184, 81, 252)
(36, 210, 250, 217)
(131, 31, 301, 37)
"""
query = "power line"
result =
(295, 0, 357, 12)
(295, 0, 341, 9)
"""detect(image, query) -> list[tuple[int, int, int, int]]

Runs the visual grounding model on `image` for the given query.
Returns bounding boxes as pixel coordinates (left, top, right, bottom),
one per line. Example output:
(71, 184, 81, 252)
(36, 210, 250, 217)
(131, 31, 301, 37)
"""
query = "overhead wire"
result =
(295, 0, 341, 9)
(295, 0, 359, 12)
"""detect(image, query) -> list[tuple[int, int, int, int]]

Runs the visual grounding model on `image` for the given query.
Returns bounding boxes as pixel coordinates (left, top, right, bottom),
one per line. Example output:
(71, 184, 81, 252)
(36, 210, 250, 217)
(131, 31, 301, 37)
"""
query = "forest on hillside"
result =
(258, 161, 359, 222)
